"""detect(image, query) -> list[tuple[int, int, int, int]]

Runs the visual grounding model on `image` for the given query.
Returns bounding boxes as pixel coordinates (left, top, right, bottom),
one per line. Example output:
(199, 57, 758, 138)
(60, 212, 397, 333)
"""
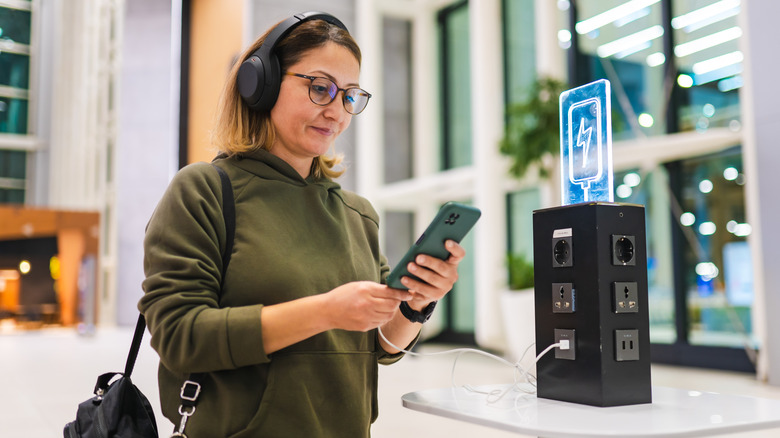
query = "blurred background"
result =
(1, 0, 779, 389)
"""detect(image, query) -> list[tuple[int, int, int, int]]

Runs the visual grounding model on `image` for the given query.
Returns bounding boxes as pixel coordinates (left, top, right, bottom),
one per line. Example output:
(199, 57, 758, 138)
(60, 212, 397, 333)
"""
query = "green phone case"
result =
(386, 202, 482, 290)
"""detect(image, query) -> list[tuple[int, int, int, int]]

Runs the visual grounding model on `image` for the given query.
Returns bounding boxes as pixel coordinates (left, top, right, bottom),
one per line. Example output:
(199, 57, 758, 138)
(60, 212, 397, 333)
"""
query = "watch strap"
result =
(399, 300, 437, 323)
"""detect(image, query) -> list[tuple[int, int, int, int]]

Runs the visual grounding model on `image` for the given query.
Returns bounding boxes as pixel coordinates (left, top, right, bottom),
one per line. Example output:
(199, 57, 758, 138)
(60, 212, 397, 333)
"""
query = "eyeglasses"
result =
(284, 72, 372, 115)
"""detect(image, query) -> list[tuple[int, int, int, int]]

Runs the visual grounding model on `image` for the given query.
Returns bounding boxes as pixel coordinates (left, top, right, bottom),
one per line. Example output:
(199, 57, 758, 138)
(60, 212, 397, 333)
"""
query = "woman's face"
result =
(269, 42, 360, 177)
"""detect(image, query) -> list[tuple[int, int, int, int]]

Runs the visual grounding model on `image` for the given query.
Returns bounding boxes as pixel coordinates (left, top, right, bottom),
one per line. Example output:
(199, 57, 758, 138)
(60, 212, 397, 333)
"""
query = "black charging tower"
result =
(533, 202, 651, 407)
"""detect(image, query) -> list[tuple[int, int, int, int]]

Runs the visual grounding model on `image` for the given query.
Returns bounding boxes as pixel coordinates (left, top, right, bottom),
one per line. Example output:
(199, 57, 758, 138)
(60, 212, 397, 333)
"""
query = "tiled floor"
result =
(2, 324, 780, 437)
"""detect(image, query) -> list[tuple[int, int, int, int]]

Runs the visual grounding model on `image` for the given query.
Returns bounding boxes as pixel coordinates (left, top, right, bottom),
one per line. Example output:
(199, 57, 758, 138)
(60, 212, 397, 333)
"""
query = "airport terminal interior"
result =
(2, 0, 780, 436)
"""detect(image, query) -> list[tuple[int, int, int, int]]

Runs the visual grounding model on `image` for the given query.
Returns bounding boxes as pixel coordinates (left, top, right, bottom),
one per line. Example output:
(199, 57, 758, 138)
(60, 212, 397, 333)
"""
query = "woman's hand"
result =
(400, 240, 465, 311)
(325, 281, 413, 332)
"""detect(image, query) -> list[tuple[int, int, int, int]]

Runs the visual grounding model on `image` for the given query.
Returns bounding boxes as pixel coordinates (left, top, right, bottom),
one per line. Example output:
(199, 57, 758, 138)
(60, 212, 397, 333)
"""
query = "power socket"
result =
(612, 235, 636, 266)
(615, 329, 640, 361)
(613, 282, 638, 313)
(552, 229, 573, 267)
(554, 329, 576, 360)
(553, 283, 575, 313)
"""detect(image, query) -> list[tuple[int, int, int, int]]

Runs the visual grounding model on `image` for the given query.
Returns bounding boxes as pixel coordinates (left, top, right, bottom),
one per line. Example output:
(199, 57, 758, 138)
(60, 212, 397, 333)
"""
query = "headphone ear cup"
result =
(237, 54, 281, 111)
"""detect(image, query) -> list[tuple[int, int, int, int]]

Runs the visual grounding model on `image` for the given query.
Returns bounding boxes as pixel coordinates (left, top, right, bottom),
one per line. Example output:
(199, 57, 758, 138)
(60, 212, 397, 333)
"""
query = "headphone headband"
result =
(237, 12, 349, 112)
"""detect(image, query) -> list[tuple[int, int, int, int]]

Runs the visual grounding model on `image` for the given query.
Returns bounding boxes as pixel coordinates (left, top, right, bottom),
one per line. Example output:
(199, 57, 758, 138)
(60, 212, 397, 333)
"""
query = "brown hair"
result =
(210, 19, 361, 179)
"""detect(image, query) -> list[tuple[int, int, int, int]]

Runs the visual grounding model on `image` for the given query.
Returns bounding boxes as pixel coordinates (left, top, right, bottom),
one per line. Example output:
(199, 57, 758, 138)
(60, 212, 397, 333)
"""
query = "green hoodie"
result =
(139, 149, 410, 437)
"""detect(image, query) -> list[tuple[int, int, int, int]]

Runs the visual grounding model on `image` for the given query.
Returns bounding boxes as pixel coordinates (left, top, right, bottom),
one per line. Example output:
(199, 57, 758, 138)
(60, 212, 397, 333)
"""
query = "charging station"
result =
(533, 202, 652, 407)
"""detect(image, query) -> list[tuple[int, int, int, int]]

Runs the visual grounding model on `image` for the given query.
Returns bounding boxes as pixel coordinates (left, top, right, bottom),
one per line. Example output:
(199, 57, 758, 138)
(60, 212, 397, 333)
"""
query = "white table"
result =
(401, 385, 780, 437)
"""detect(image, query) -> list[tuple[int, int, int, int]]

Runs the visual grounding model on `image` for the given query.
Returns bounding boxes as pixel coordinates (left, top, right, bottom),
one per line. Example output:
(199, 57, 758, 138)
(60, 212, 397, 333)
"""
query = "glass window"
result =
(0, 7, 32, 45)
(674, 148, 753, 348)
(0, 97, 28, 134)
(0, 150, 26, 204)
(384, 211, 415, 269)
(506, 189, 540, 289)
(0, 52, 30, 89)
(449, 221, 476, 333)
(572, 0, 666, 140)
(569, 0, 742, 138)
(503, 0, 537, 105)
(0, 4, 32, 204)
(614, 167, 677, 344)
(439, 1, 472, 170)
(382, 17, 413, 183)
(672, 0, 742, 132)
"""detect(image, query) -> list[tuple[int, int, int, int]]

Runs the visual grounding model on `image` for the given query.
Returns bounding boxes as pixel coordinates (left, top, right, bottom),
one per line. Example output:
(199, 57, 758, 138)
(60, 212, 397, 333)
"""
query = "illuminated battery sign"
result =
(559, 79, 613, 205)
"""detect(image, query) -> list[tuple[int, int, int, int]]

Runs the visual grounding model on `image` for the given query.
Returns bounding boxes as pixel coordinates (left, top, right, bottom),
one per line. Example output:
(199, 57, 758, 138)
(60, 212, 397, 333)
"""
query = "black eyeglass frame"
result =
(284, 72, 372, 115)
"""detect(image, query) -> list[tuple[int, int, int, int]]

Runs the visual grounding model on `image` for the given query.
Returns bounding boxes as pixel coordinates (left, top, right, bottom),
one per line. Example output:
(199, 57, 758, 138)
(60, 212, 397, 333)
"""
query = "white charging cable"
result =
(377, 327, 569, 403)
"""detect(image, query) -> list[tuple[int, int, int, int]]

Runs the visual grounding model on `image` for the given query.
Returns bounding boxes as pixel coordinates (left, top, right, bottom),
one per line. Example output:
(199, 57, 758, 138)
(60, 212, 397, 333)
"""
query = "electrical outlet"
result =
(552, 283, 575, 313)
(613, 282, 638, 313)
(554, 329, 576, 360)
(612, 235, 636, 266)
(552, 229, 573, 268)
(615, 329, 640, 361)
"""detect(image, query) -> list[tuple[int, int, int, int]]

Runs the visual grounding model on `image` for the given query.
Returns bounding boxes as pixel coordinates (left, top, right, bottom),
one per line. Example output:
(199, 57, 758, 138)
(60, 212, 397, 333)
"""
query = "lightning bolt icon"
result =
(577, 120, 593, 169)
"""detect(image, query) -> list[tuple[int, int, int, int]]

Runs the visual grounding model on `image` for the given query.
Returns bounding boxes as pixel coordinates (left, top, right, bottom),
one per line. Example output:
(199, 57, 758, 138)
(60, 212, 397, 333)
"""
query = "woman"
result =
(139, 12, 465, 437)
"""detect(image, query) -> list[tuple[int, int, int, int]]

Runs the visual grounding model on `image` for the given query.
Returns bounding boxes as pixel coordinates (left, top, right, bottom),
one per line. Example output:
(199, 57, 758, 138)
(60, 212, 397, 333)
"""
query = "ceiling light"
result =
(576, 0, 660, 35)
(672, 0, 740, 29)
(597, 25, 664, 58)
(692, 51, 743, 75)
(646, 52, 665, 67)
(718, 75, 743, 92)
(674, 26, 742, 58)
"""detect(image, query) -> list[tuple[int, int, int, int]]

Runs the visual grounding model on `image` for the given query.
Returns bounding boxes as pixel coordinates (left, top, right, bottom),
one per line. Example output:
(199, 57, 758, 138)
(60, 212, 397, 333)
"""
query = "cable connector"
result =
(559, 339, 570, 350)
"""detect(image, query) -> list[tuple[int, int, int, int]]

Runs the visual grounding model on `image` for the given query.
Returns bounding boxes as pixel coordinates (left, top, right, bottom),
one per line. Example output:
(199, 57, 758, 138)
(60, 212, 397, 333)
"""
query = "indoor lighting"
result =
(692, 51, 743, 75)
(616, 184, 633, 199)
(699, 222, 717, 236)
(699, 179, 714, 194)
(733, 223, 752, 237)
(723, 167, 739, 181)
(558, 29, 572, 43)
(677, 74, 694, 88)
(597, 25, 664, 58)
(615, 41, 652, 59)
(671, 0, 741, 32)
(615, 7, 651, 28)
(693, 63, 742, 86)
(646, 52, 666, 67)
(638, 113, 654, 128)
(680, 212, 696, 227)
(695, 262, 719, 280)
(50, 256, 61, 280)
(673, 26, 742, 58)
(702, 103, 715, 118)
(624, 172, 641, 187)
(718, 75, 743, 92)
(576, 0, 660, 35)
(19, 260, 31, 275)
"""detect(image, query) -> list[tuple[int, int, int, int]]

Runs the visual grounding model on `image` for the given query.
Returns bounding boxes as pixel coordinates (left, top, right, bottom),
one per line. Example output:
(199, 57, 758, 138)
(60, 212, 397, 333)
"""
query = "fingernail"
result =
(417, 255, 427, 264)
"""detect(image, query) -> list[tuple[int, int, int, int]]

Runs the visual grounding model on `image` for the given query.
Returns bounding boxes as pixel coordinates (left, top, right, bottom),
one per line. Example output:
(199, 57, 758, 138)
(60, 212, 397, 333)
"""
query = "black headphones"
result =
(237, 11, 348, 112)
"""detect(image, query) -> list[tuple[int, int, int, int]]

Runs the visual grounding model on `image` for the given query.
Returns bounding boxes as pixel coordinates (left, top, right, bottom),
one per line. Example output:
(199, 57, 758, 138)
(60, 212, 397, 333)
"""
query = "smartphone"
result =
(386, 202, 481, 290)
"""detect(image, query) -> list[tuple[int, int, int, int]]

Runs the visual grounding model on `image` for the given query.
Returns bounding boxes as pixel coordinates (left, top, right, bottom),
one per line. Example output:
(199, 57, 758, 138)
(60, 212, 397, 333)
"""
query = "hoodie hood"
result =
(222, 148, 342, 191)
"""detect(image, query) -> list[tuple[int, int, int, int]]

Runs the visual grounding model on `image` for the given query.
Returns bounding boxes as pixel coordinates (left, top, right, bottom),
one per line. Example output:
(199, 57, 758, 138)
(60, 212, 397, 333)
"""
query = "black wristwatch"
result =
(399, 301, 437, 323)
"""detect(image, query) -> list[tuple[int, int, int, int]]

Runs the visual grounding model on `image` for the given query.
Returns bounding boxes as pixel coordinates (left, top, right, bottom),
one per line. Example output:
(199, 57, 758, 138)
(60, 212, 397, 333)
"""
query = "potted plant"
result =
(500, 253, 537, 362)
(499, 76, 568, 180)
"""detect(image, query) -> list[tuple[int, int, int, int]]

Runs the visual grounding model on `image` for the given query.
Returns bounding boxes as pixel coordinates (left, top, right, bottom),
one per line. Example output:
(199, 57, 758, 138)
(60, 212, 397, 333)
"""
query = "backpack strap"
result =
(126, 162, 236, 429)
(211, 163, 236, 276)
(175, 163, 236, 425)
